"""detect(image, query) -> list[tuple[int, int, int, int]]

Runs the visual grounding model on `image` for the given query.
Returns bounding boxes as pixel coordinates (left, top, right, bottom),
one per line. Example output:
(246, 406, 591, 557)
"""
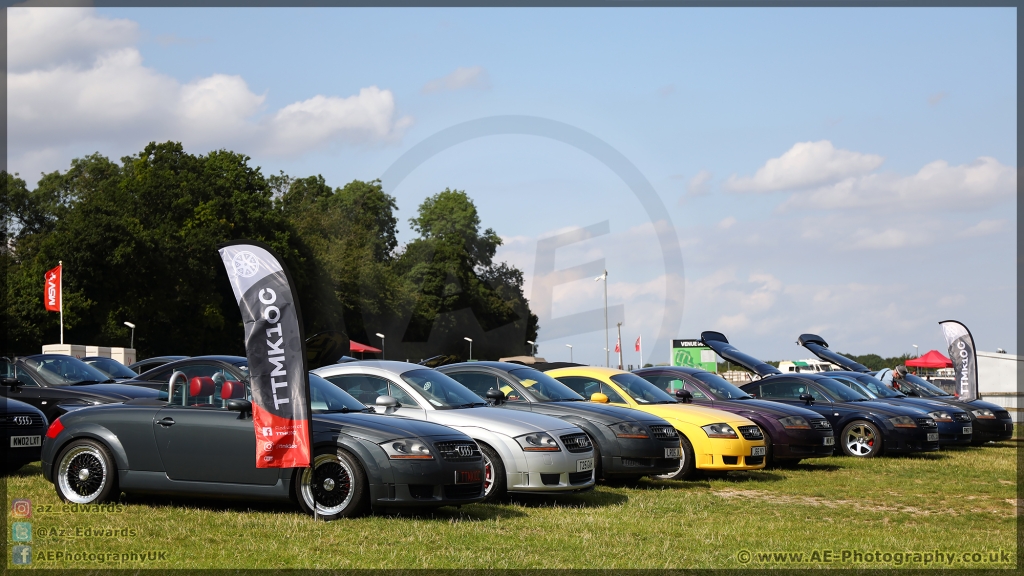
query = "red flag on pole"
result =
(614, 338, 620, 353)
(634, 335, 642, 352)
(44, 265, 61, 312)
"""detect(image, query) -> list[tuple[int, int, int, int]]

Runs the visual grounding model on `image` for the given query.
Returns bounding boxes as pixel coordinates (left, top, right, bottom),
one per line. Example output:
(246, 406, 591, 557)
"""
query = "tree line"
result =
(3, 142, 538, 362)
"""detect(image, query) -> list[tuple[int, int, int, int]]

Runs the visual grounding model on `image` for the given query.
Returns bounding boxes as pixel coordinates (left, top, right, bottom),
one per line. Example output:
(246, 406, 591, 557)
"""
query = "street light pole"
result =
(464, 337, 473, 361)
(124, 321, 135, 349)
(565, 344, 573, 363)
(376, 333, 386, 360)
(595, 270, 608, 367)
(912, 344, 918, 358)
(526, 340, 536, 357)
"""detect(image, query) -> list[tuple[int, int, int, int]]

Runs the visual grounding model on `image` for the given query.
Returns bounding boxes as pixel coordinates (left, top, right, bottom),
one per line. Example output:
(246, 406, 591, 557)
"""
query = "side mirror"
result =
(590, 393, 609, 404)
(374, 395, 400, 415)
(226, 399, 252, 414)
(798, 393, 814, 406)
(675, 389, 694, 403)
(485, 388, 506, 406)
(2, 376, 21, 389)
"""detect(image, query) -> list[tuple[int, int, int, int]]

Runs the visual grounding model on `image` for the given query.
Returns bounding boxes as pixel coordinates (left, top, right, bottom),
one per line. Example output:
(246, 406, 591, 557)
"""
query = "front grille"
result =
(443, 483, 483, 499)
(916, 418, 938, 429)
(2, 414, 45, 428)
(953, 413, 971, 423)
(434, 441, 482, 462)
(738, 425, 763, 440)
(568, 471, 592, 485)
(408, 484, 434, 499)
(540, 473, 560, 486)
(722, 456, 738, 465)
(622, 458, 654, 468)
(810, 419, 832, 430)
(996, 411, 1011, 420)
(649, 425, 678, 440)
(559, 433, 592, 453)
(745, 456, 764, 466)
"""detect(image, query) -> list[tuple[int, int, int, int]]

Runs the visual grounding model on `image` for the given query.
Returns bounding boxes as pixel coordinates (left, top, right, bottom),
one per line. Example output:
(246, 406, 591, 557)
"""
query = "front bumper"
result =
(883, 426, 940, 453)
(601, 435, 682, 478)
(972, 417, 1014, 442)
(508, 449, 596, 493)
(771, 427, 835, 460)
(936, 421, 973, 446)
(368, 456, 487, 508)
(695, 436, 766, 471)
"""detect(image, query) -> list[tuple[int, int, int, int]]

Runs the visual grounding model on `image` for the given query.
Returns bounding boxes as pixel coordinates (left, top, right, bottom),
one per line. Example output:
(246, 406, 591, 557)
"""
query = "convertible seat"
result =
(189, 376, 216, 406)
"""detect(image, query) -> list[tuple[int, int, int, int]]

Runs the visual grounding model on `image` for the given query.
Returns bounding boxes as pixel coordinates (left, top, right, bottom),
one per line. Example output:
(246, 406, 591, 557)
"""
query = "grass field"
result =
(6, 440, 1018, 570)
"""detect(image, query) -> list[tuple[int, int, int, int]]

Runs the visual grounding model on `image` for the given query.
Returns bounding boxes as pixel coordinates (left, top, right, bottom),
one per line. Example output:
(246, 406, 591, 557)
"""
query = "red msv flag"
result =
(44, 265, 61, 312)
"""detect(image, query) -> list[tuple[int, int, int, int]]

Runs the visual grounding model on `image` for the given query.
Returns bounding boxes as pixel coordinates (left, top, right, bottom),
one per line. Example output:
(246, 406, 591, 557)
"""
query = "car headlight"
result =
(777, 416, 811, 429)
(971, 409, 996, 419)
(379, 438, 434, 459)
(927, 410, 952, 422)
(608, 422, 650, 439)
(887, 416, 918, 428)
(515, 432, 561, 452)
(701, 423, 738, 439)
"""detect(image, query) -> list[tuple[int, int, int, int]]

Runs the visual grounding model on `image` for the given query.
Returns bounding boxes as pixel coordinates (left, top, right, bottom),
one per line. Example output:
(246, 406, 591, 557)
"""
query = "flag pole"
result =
(59, 260, 64, 345)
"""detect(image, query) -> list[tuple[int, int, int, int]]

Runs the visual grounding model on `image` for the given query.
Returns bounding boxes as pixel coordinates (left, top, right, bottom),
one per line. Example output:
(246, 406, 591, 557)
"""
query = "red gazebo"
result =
(349, 341, 381, 359)
(905, 350, 952, 369)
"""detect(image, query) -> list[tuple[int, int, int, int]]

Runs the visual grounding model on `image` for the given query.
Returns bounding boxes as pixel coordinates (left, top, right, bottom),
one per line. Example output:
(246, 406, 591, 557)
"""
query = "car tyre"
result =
(54, 439, 118, 504)
(588, 434, 604, 481)
(295, 448, 368, 520)
(652, 433, 696, 481)
(479, 443, 507, 503)
(840, 420, 883, 458)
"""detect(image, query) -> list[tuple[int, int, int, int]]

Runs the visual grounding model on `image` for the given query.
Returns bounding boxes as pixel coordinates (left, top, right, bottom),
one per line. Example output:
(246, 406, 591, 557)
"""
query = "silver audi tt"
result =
(313, 361, 596, 501)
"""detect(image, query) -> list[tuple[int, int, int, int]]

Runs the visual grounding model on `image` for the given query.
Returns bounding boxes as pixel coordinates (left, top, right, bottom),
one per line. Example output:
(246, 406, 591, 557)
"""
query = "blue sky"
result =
(8, 7, 1017, 364)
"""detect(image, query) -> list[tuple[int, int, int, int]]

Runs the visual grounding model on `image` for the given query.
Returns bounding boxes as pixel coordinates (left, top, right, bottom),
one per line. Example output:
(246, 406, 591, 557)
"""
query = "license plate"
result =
(927, 433, 939, 442)
(664, 447, 680, 459)
(823, 437, 835, 446)
(963, 426, 972, 435)
(576, 458, 594, 472)
(10, 435, 41, 448)
(455, 470, 481, 484)
(751, 446, 766, 456)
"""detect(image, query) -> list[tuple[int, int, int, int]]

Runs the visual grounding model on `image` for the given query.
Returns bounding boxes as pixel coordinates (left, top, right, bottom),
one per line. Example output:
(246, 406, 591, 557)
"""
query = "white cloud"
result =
(687, 169, 713, 196)
(957, 219, 1007, 238)
(725, 140, 884, 193)
(421, 66, 491, 93)
(717, 216, 737, 230)
(848, 228, 927, 250)
(7, 7, 412, 166)
(781, 156, 1017, 212)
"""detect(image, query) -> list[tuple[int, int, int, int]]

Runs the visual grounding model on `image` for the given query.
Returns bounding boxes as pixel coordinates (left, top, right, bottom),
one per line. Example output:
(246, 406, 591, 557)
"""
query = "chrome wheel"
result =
(845, 423, 878, 456)
(300, 453, 354, 516)
(482, 451, 495, 496)
(57, 445, 109, 504)
(654, 452, 685, 480)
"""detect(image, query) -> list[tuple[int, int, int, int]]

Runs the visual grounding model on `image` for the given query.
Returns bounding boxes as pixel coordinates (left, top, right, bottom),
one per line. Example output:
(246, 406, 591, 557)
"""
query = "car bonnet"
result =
(426, 406, 582, 436)
(316, 412, 472, 443)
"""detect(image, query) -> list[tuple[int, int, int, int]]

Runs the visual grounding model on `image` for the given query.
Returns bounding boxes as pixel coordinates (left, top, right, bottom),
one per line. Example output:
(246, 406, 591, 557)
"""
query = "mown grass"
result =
(5, 440, 1018, 570)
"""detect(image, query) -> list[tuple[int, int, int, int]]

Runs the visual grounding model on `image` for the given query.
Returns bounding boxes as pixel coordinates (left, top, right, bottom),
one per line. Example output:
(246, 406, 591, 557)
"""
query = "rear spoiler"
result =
(797, 333, 871, 373)
(700, 331, 781, 378)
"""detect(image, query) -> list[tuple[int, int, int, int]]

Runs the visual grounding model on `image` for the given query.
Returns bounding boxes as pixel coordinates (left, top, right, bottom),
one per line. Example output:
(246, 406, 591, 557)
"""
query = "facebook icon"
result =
(12, 545, 32, 565)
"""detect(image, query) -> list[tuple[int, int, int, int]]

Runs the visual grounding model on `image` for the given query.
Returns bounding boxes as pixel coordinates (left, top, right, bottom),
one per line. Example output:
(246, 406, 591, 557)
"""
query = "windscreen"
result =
(309, 374, 367, 413)
(85, 358, 138, 379)
(901, 373, 952, 396)
(23, 355, 113, 385)
(401, 369, 487, 409)
(509, 368, 585, 401)
(688, 371, 753, 399)
(609, 373, 678, 404)
(855, 375, 905, 398)
(815, 377, 869, 402)
(830, 375, 878, 398)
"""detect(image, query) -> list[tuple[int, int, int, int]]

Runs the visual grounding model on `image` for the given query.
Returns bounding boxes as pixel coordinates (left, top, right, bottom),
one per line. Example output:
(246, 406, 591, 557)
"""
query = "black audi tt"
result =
(701, 331, 940, 458)
(437, 361, 682, 481)
(632, 366, 835, 465)
(797, 334, 1013, 445)
(41, 372, 486, 519)
(2, 355, 167, 422)
(2, 397, 47, 473)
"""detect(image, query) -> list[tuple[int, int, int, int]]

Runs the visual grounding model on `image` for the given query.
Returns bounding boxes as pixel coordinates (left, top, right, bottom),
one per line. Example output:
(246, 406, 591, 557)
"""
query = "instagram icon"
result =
(11, 498, 32, 518)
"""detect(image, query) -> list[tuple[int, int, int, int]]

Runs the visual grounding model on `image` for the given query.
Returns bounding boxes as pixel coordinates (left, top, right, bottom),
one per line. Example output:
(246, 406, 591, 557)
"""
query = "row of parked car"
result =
(2, 331, 1013, 521)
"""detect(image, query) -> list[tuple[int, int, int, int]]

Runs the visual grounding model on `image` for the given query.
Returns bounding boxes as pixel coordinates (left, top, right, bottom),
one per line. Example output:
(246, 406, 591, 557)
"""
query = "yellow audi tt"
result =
(546, 366, 766, 479)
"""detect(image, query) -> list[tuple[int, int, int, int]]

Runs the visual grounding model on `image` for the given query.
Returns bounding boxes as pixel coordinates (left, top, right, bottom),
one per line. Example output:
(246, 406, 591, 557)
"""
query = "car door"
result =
(324, 374, 425, 419)
(446, 371, 532, 413)
(751, 378, 840, 428)
(153, 366, 279, 485)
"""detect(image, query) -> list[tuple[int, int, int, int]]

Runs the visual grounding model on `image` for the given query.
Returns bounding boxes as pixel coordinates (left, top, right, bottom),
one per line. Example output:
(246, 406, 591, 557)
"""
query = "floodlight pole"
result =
(464, 337, 473, 361)
(566, 344, 573, 363)
(596, 270, 608, 367)
(376, 333, 386, 360)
